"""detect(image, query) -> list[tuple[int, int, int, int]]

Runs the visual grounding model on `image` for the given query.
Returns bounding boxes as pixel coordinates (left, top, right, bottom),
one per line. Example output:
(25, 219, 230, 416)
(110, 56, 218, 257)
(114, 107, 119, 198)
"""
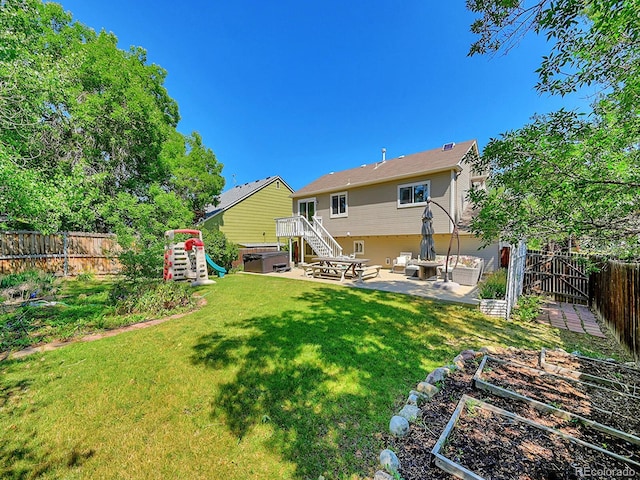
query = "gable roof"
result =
(293, 140, 478, 197)
(204, 176, 293, 218)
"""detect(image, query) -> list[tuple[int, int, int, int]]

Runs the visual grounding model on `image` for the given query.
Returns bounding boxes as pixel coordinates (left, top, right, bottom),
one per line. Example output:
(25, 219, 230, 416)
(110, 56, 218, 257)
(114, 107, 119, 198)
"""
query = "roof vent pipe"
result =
(381, 148, 386, 162)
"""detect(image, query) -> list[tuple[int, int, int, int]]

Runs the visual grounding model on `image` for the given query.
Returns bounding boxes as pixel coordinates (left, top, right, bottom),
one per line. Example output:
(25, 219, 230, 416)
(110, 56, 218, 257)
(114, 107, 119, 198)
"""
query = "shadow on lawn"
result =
(190, 285, 553, 478)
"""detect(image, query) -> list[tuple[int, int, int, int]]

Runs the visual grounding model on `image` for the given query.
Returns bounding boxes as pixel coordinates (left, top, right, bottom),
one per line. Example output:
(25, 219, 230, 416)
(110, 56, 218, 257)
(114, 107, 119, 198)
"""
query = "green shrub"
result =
(511, 295, 544, 322)
(76, 271, 96, 282)
(0, 270, 53, 289)
(200, 228, 238, 271)
(118, 242, 165, 281)
(109, 279, 197, 316)
(478, 269, 507, 299)
(0, 270, 58, 300)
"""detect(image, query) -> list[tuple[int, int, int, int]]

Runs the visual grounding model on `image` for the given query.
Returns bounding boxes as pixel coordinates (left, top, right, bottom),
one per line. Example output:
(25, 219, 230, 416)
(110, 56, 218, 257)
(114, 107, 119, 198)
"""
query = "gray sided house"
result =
(276, 140, 499, 270)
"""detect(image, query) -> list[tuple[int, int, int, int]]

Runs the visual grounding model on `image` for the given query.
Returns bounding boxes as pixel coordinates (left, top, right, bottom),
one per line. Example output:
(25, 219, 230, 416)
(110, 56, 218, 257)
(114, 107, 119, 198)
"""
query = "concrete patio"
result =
(260, 266, 480, 305)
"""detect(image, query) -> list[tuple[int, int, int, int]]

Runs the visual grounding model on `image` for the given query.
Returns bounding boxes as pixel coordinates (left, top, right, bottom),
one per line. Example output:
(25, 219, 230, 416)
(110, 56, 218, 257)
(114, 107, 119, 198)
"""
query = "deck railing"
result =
(275, 216, 342, 258)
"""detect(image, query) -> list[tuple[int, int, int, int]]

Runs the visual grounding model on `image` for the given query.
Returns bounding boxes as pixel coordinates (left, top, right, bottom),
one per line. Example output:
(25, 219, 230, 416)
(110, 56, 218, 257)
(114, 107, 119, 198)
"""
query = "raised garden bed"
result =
(433, 395, 639, 480)
(474, 355, 640, 436)
(540, 348, 640, 395)
(388, 349, 640, 480)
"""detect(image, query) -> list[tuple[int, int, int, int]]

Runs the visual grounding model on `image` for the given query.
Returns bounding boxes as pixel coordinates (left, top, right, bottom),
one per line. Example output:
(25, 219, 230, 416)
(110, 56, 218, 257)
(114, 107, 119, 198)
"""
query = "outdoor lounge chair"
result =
(391, 252, 412, 273)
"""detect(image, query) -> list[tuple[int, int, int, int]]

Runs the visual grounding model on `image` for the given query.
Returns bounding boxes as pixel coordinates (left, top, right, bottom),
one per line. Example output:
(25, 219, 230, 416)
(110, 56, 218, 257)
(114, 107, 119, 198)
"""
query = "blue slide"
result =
(205, 254, 227, 278)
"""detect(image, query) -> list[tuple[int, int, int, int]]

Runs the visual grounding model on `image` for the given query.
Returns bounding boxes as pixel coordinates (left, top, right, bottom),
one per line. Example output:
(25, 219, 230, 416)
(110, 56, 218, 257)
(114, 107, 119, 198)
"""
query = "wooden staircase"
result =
(275, 215, 342, 258)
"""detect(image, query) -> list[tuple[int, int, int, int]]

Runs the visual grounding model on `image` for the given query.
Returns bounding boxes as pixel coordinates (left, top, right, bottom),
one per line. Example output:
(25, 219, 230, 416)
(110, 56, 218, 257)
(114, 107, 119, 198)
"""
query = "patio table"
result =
(412, 261, 444, 280)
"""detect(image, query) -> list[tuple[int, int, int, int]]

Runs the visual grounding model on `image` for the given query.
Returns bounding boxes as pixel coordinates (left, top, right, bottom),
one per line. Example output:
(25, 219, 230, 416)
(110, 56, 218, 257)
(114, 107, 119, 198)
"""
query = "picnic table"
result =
(311, 256, 371, 282)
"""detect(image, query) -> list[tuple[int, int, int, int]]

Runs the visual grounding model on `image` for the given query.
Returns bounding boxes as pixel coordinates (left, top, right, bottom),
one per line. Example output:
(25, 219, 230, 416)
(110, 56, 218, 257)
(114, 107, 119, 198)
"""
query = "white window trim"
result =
(397, 180, 431, 208)
(330, 191, 348, 218)
(353, 240, 364, 256)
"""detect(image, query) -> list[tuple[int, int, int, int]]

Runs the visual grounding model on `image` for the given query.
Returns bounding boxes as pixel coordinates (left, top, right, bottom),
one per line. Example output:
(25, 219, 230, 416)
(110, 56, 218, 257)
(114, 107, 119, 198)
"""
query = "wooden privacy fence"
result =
(524, 249, 639, 360)
(590, 260, 640, 361)
(524, 250, 590, 304)
(0, 231, 120, 276)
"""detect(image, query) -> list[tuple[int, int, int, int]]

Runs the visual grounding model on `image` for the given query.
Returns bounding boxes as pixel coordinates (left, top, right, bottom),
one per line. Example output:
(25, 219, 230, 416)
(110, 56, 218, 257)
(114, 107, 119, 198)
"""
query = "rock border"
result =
(375, 346, 500, 478)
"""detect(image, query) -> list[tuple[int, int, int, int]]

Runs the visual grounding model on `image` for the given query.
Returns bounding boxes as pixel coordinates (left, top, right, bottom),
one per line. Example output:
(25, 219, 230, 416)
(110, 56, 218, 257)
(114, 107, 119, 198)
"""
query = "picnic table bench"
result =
(354, 265, 382, 282)
(300, 262, 320, 277)
(310, 263, 350, 281)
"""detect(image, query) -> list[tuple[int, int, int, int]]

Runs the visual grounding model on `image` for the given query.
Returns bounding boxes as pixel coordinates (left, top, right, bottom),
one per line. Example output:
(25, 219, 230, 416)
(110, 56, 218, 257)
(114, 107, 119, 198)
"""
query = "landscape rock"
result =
(398, 404, 422, 422)
(460, 349, 476, 360)
(407, 390, 429, 406)
(374, 471, 394, 480)
(479, 345, 500, 354)
(379, 449, 400, 473)
(426, 367, 450, 385)
(389, 415, 410, 437)
(408, 390, 428, 405)
(416, 382, 439, 398)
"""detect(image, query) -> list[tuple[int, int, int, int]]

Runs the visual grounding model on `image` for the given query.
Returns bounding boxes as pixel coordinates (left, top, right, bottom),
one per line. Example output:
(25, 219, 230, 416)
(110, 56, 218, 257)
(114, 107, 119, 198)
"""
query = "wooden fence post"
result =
(63, 232, 68, 277)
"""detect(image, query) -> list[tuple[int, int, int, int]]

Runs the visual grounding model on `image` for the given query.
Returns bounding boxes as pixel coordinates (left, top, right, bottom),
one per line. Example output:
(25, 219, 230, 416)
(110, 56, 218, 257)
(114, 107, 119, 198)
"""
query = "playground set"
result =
(163, 229, 226, 286)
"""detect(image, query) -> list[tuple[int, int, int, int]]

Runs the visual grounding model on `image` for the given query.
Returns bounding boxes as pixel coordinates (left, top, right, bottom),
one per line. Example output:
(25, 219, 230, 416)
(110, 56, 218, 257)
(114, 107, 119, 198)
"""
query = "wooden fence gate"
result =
(524, 250, 590, 304)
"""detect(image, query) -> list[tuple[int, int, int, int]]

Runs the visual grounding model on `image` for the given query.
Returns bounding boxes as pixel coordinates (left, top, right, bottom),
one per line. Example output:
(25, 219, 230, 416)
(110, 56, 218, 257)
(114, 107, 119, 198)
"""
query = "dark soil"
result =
(386, 349, 640, 480)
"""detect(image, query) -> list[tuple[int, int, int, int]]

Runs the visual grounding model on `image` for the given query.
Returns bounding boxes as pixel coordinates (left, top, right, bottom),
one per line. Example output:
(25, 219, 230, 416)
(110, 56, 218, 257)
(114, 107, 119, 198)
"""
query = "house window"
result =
(397, 180, 430, 208)
(353, 240, 364, 256)
(276, 180, 280, 189)
(330, 192, 348, 218)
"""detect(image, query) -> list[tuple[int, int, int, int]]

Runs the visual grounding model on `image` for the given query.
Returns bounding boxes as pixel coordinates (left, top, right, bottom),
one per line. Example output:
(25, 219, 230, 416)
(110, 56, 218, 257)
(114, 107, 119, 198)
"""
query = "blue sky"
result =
(55, 0, 589, 191)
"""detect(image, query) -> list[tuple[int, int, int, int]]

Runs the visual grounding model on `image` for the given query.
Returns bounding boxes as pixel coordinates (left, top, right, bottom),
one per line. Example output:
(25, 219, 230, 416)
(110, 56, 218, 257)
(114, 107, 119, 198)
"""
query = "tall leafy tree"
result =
(161, 130, 225, 220)
(0, 0, 224, 244)
(466, 0, 640, 258)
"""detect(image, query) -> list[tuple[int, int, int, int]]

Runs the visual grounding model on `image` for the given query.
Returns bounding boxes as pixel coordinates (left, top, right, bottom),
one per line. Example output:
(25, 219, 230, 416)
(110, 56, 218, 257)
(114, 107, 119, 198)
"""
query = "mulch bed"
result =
(386, 349, 640, 480)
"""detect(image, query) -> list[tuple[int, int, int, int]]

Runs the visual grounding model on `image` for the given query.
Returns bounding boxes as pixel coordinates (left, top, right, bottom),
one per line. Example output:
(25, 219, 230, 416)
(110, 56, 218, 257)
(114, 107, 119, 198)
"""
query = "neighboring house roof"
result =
(204, 175, 293, 218)
(293, 139, 478, 197)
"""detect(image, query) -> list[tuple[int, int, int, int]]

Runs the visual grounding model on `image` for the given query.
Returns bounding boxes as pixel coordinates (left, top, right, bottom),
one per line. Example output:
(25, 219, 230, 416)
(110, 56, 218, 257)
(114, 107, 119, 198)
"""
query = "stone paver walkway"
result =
(536, 301, 606, 337)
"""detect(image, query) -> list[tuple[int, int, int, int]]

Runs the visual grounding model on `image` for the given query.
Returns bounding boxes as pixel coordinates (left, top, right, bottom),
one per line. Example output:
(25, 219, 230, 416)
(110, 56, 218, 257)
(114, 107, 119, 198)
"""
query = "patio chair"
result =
(391, 252, 412, 273)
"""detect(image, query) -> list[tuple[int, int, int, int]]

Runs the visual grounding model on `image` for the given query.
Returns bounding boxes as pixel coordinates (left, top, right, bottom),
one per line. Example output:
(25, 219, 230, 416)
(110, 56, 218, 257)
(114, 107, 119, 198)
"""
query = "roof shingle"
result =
(205, 176, 292, 218)
(293, 140, 477, 197)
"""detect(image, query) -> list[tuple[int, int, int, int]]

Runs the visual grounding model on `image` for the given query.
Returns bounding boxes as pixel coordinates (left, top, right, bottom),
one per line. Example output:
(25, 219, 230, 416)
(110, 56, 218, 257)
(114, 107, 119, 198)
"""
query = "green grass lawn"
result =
(0, 274, 629, 479)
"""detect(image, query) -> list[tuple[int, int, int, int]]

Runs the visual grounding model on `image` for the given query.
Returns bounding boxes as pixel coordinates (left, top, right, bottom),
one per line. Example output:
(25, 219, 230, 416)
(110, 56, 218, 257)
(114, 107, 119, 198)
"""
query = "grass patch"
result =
(0, 274, 629, 479)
